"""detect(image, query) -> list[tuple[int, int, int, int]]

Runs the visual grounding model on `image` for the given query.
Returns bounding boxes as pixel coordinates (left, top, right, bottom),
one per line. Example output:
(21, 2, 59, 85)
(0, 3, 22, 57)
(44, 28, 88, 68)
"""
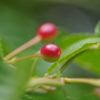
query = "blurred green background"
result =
(0, 0, 100, 100)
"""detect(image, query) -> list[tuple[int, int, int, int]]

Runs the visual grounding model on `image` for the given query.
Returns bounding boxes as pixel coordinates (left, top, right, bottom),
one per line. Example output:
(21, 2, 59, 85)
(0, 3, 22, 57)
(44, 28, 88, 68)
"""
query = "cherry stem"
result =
(26, 77, 100, 92)
(63, 78, 100, 87)
(27, 77, 64, 89)
(6, 53, 41, 63)
(4, 35, 42, 60)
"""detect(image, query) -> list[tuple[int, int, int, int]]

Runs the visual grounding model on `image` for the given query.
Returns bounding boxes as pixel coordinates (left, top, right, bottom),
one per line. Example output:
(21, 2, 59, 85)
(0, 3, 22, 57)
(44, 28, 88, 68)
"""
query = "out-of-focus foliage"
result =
(0, 0, 100, 100)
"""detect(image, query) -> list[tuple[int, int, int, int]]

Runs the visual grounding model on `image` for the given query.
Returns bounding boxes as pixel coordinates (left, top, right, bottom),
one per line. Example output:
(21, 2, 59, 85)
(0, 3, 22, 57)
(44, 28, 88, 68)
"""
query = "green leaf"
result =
(94, 21, 100, 37)
(0, 56, 21, 100)
(54, 34, 95, 50)
(0, 36, 24, 100)
(25, 87, 67, 100)
(48, 37, 100, 75)
(0, 38, 35, 100)
(0, 2, 39, 100)
(74, 48, 100, 76)
(21, 94, 35, 100)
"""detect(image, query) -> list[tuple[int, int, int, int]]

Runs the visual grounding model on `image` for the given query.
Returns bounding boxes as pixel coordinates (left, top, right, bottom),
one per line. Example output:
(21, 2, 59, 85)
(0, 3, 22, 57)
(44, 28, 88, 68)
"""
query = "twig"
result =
(4, 35, 41, 60)
(63, 78, 100, 87)
(6, 53, 41, 63)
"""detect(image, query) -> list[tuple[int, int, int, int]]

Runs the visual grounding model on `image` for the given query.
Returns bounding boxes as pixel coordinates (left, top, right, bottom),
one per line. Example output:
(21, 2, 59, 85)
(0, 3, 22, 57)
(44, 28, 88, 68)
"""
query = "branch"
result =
(26, 77, 100, 93)
(27, 77, 64, 88)
(4, 35, 41, 60)
(63, 78, 100, 87)
(6, 53, 41, 63)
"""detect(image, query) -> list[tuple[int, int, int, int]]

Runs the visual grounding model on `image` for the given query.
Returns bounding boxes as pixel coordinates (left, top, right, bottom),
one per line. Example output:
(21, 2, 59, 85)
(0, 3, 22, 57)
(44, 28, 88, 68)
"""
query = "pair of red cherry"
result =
(37, 23, 61, 62)
(5, 23, 61, 63)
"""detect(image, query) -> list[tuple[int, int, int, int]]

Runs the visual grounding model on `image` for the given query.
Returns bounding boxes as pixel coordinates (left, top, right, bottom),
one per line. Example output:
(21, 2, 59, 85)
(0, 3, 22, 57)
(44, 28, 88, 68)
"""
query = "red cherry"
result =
(41, 44, 61, 62)
(37, 23, 58, 42)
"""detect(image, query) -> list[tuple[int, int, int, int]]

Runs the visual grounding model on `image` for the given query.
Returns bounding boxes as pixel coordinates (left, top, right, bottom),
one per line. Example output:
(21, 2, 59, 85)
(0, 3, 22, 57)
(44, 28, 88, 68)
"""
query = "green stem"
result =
(26, 77, 100, 93)
(4, 35, 42, 60)
(27, 77, 64, 89)
(6, 53, 41, 63)
(64, 78, 100, 87)
(60, 49, 87, 73)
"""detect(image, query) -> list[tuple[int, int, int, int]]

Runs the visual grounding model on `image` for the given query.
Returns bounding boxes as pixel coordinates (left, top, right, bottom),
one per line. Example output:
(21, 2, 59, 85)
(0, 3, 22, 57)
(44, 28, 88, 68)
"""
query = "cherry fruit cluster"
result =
(37, 23, 61, 62)
(5, 22, 61, 63)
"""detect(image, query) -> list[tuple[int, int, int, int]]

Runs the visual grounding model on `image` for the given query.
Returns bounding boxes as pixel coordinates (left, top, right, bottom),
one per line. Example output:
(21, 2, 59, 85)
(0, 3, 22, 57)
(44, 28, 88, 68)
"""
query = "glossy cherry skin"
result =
(41, 44, 61, 62)
(37, 23, 58, 42)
